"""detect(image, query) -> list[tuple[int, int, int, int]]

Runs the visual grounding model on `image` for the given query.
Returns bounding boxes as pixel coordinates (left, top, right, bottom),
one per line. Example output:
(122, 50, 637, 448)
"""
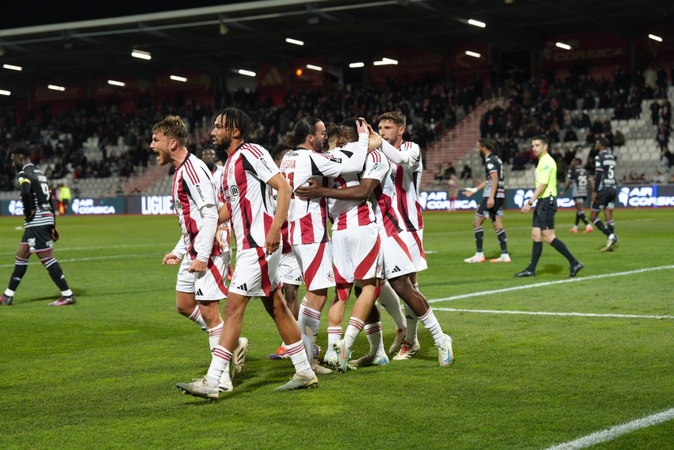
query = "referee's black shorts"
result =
(532, 196, 557, 230)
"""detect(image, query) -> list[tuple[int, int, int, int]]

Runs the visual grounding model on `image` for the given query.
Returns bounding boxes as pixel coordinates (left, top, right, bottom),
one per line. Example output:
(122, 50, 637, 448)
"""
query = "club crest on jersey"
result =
(229, 185, 240, 197)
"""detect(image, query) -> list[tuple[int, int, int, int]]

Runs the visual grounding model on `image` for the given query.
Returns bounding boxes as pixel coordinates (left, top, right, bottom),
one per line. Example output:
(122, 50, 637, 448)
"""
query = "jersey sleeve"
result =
(247, 145, 280, 184)
(361, 149, 390, 183)
(184, 158, 218, 261)
(313, 132, 368, 177)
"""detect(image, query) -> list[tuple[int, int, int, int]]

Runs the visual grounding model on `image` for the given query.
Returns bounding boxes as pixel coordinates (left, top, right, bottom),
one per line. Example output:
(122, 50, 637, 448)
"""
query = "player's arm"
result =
(521, 182, 547, 213)
(265, 173, 291, 255)
(296, 178, 377, 201)
(561, 178, 572, 195)
(486, 171, 498, 207)
(18, 177, 35, 222)
(164, 237, 186, 265)
(463, 180, 487, 197)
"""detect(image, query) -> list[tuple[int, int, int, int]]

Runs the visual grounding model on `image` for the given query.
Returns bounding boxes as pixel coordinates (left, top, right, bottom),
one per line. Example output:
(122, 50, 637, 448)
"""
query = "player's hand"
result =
(188, 259, 207, 273)
(264, 226, 281, 255)
(520, 203, 532, 213)
(51, 227, 60, 242)
(215, 227, 228, 250)
(356, 117, 368, 135)
(487, 198, 495, 208)
(295, 179, 321, 200)
(162, 252, 181, 265)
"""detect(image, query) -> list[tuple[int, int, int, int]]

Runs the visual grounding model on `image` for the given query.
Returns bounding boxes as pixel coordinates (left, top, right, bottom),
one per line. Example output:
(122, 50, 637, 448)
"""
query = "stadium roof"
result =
(1, 0, 672, 100)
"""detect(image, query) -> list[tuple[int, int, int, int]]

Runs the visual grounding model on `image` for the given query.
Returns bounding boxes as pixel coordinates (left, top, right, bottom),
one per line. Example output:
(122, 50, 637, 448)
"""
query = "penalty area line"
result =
(429, 265, 674, 303)
(545, 407, 674, 449)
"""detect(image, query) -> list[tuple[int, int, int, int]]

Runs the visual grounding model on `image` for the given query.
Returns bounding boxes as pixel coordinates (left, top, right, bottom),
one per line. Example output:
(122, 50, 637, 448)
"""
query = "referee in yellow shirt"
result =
(515, 135, 584, 278)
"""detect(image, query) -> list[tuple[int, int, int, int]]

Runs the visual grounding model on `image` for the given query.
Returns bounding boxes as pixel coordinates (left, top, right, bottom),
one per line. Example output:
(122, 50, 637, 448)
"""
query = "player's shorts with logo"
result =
(228, 247, 281, 297)
(332, 222, 382, 285)
(176, 252, 230, 301)
(278, 251, 303, 286)
(476, 197, 505, 220)
(591, 187, 616, 211)
(292, 241, 335, 291)
(379, 230, 417, 280)
(22, 225, 55, 253)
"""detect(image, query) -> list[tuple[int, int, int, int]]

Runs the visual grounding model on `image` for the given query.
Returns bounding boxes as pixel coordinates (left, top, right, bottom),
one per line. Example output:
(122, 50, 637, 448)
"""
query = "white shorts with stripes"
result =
(278, 251, 303, 286)
(332, 223, 382, 284)
(292, 241, 335, 292)
(175, 252, 230, 301)
(228, 247, 281, 298)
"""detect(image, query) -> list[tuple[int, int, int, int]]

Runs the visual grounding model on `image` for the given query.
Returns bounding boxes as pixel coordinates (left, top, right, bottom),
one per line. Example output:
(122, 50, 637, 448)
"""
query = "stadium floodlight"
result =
(131, 49, 152, 60)
(3, 64, 22, 71)
(238, 69, 256, 77)
(48, 85, 65, 92)
(306, 64, 323, 72)
(465, 50, 481, 58)
(349, 62, 365, 68)
(285, 38, 304, 46)
(467, 19, 486, 28)
(108, 80, 126, 87)
(648, 34, 663, 42)
(170, 75, 187, 82)
(373, 57, 398, 66)
(555, 42, 572, 50)
(0, 89, 10, 96)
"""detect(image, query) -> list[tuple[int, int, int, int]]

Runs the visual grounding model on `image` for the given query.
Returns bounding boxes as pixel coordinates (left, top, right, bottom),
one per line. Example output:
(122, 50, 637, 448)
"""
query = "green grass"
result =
(1, 209, 673, 449)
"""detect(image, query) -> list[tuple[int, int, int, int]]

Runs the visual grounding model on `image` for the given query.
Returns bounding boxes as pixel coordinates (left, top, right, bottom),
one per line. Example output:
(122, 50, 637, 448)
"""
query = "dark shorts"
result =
(532, 196, 557, 230)
(476, 197, 504, 221)
(591, 188, 616, 210)
(21, 225, 55, 253)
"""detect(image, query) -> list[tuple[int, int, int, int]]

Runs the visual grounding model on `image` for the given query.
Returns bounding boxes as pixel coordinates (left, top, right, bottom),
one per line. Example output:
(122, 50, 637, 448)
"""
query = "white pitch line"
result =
(429, 265, 674, 303)
(545, 407, 674, 449)
(433, 307, 674, 320)
(0, 253, 157, 269)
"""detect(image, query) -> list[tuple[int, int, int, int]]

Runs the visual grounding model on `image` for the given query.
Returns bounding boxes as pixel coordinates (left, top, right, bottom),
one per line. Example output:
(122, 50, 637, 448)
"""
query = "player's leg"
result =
(541, 211, 583, 277)
(389, 274, 454, 367)
(294, 242, 334, 365)
(323, 290, 348, 368)
(464, 212, 486, 263)
(37, 247, 75, 306)
(2, 243, 31, 305)
(262, 288, 318, 391)
(489, 207, 511, 263)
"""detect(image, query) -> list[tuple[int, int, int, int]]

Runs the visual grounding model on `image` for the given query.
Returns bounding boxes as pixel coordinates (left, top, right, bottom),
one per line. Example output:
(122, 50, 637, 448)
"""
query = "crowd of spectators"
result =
(1, 78, 484, 192)
(478, 64, 674, 183)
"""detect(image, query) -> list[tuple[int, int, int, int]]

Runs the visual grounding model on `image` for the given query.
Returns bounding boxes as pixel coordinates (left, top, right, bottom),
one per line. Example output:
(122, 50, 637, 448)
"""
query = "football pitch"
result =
(1, 208, 673, 449)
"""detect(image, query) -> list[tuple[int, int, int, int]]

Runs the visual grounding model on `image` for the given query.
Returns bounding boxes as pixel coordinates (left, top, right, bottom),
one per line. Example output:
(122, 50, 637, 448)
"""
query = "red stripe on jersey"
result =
(232, 155, 254, 250)
(395, 164, 413, 231)
(243, 142, 264, 158)
(354, 234, 381, 281)
(183, 159, 200, 185)
(298, 212, 316, 244)
(357, 203, 371, 226)
(303, 241, 327, 289)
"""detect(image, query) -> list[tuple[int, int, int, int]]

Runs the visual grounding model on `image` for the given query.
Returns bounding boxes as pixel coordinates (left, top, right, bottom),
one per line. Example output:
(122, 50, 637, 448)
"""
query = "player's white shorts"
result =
(332, 223, 382, 285)
(292, 241, 335, 291)
(379, 231, 416, 279)
(228, 247, 281, 298)
(408, 230, 428, 272)
(279, 251, 303, 286)
(176, 252, 230, 301)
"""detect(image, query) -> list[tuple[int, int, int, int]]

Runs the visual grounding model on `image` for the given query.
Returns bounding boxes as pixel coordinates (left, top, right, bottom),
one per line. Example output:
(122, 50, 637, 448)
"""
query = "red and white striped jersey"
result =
(172, 153, 220, 261)
(221, 143, 280, 251)
(360, 150, 405, 237)
(325, 144, 387, 231)
(384, 140, 424, 232)
(280, 132, 368, 245)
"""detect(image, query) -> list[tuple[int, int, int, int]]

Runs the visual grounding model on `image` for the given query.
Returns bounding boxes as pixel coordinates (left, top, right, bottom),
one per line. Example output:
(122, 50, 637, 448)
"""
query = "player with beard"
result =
(176, 108, 316, 399)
